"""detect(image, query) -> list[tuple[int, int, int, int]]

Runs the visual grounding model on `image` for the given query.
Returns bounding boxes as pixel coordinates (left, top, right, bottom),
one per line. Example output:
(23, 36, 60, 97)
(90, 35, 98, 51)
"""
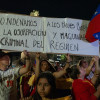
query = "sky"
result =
(0, 0, 100, 20)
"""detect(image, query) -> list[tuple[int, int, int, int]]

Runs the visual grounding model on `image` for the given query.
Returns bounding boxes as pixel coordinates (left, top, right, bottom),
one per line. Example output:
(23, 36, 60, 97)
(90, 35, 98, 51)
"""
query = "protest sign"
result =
(0, 13, 99, 56)
(0, 13, 45, 52)
(44, 18, 99, 56)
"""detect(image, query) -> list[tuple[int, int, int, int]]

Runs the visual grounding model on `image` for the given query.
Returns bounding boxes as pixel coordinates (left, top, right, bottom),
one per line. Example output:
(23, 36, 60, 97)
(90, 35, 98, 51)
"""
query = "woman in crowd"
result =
(28, 53, 72, 99)
(77, 57, 96, 80)
(70, 56, 100, 100)
(35, 53, 71, 79)
(32, 72, 72, 100)
(33, 72, 56, 100)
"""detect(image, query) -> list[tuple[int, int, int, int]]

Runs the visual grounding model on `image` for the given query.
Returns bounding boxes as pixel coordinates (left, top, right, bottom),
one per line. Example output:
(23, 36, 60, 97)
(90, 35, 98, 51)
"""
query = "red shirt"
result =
(72, 79, 97, 100)
(21, 75, 31, 97)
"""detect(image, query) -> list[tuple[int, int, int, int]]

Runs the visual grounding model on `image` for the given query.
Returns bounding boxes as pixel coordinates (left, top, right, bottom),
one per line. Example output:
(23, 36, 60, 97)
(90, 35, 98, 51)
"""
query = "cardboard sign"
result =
(0, 13, 99, 56)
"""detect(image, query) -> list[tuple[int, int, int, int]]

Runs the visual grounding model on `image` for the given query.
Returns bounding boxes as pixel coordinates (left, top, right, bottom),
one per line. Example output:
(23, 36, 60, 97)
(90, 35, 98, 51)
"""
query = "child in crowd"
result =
(33, 72, 56, 100)
(32, 72, 72, 100)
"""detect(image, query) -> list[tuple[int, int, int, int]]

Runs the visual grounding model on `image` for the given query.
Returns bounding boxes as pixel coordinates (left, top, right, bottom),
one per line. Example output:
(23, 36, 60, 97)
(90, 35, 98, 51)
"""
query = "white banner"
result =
(0, 13, 44, 52)
(0, 13, 99, 56)
(44, 18, 99, 56)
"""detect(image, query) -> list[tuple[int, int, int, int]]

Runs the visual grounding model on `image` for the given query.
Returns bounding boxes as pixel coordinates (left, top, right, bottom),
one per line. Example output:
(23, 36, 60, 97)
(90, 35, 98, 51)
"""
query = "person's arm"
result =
(91, 56, 100, 85)
(20, 85, 24, 99)
(53, 54, 71, 79)
(19, 75, 24, 99)
(53, 69, 66, 79)
(34, 53, 40, 80)
(19, 50, 30, 75)
(85, 57, 95, 76)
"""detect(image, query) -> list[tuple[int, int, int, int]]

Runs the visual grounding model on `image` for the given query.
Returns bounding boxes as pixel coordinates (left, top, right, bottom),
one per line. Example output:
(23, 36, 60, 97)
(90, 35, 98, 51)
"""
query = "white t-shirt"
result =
(0, 67, 20, 100)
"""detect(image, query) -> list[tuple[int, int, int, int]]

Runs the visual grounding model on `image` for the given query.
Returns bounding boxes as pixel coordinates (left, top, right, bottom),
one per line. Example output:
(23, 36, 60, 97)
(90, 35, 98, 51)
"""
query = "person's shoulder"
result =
(73, 79, 83, 86)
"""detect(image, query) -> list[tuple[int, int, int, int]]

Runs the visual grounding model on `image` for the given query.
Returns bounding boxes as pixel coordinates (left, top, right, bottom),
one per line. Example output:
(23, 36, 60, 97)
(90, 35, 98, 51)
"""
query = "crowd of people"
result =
(0, 50, 100, 100)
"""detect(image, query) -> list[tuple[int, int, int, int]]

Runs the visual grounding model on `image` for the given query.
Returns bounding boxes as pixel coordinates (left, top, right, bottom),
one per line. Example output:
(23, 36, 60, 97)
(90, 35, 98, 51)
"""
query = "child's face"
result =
(41, 61, 50, 72)
(37, 78, 51, 98)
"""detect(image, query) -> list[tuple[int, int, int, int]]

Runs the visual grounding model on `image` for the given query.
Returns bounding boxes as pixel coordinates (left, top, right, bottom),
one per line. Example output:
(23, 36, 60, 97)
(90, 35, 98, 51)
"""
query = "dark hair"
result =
(67, 65, 80, 79)
(33, 72, 56, 100)
(79, 59, 86, 67)
(40, 60, 55, 73)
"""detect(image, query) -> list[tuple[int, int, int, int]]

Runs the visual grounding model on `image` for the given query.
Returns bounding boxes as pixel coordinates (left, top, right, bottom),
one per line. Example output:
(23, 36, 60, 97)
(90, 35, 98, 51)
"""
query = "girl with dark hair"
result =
(33, 72, 56, 100)
(27, 53, 72, 100)
(35, 53, 71, 80)
(40, 60, 56, 73)
(32, 53, 72, 99)
(31, 72, 72, 100)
